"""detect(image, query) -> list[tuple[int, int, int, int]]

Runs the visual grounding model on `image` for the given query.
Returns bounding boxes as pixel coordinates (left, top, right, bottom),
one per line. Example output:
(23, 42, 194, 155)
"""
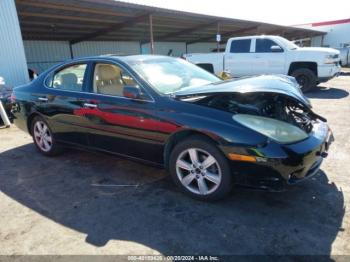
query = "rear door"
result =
(224, 38, 254, 77)
(250, 38, 286, 75)
(36, 62, 91, 145)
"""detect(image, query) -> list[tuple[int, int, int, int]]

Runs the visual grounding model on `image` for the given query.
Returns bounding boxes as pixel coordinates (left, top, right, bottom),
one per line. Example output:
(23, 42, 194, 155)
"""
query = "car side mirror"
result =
(271, 45, 283, 52)
(123, 86, 142, 99)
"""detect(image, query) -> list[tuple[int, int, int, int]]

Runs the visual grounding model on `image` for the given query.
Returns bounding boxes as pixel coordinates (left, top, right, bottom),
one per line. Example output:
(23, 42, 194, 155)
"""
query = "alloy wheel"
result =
(175, 148, 222, 195)
(33, 121, 53, 152)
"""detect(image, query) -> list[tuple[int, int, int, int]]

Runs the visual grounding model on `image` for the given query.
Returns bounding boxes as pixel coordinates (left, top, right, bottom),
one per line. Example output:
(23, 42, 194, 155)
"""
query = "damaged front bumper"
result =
(225, 121, 334, 191)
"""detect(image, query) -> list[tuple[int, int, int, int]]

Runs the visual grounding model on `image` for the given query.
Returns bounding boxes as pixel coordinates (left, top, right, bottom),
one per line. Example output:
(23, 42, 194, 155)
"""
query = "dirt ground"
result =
(0, 69, 349, 257)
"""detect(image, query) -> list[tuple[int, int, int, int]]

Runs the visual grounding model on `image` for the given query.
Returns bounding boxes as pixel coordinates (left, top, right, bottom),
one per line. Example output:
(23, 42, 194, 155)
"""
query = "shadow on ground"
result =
(340, 71, 350, 76)
(0, 144, 345, 255)
(306, 86, 349, 99)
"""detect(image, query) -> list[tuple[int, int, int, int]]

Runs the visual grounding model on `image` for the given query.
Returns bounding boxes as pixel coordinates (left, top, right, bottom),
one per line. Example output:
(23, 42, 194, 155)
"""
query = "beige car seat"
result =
(94, 64, 124, 96)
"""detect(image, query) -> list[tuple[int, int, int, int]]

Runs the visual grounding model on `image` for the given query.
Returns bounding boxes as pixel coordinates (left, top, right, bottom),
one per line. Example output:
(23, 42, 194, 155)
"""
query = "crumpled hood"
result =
(174, 75, 311, 107)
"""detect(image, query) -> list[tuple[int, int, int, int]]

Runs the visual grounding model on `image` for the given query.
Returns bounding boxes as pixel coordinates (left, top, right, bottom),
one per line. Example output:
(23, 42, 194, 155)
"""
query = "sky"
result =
(119, 0, 350, 26)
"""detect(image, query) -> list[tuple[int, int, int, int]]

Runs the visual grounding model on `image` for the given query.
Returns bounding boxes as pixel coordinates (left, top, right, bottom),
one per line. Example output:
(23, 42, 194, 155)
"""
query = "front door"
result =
(250, 38, 286, 75)
(78, 62, 164, 164)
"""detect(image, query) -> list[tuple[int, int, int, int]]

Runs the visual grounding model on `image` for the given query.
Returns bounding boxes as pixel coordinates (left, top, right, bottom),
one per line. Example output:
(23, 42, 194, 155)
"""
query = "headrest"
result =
(60, 73, 78, 86)
(97, 65, 120, 81)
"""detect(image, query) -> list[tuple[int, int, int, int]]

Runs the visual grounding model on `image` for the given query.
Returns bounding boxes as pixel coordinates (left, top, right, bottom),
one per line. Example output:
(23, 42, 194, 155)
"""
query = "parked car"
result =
(0, 76, 13, 124)
(12, 55, 333, 200)
(183, 35, 341, 92)
(335, 47, 349, 67)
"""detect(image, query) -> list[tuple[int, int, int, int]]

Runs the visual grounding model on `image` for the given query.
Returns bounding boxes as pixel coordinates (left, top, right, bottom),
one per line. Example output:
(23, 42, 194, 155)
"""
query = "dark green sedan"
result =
(11, 55, 334, 200)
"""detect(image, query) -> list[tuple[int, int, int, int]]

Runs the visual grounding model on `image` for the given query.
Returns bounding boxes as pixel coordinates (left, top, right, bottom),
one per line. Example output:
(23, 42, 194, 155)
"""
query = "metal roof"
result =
(16, 0, 325, 45)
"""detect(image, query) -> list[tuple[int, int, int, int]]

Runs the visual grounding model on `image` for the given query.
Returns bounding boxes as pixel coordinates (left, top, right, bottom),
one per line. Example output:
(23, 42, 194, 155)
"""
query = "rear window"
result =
(45, 64, 87, 92)
(230, 39, 251, 53)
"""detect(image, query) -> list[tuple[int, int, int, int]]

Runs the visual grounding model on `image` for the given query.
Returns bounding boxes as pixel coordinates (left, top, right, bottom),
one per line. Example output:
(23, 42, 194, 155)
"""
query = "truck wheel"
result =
(291, 68, 317, 92)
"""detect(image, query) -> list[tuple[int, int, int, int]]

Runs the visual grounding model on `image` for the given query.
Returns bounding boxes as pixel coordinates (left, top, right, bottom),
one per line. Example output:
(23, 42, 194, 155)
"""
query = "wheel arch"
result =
(27, 112, 41, 135)
(163, 129, 221, 170)
(288, 62, 318, 76)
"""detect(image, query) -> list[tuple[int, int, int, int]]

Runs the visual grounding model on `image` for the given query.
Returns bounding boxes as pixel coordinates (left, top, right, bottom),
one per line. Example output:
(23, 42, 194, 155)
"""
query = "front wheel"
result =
(291, 68, 317, 92)
(169, 136, 233, 201)
(31, 116, 63, 156)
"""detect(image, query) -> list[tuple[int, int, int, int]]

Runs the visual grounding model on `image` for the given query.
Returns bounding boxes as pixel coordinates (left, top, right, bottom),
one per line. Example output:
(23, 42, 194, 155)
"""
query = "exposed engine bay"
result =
(192, 92, 325, 133)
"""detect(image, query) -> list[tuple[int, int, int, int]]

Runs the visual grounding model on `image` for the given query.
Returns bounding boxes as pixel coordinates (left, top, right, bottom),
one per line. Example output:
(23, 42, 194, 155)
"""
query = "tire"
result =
(169, 135, 233, 201)
(30, 116, 63, 156)
(291, 68, 317, 92)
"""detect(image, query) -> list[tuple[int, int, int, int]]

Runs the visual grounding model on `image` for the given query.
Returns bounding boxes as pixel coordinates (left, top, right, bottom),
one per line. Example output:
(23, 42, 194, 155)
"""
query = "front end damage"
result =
(175, 75, 334, 190)
(194, 92, 324, 134)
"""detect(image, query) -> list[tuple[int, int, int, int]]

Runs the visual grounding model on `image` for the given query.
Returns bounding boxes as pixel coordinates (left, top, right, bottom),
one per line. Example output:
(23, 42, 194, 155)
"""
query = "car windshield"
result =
(275, 36, 299, 50)
(127, 57, 220, 94)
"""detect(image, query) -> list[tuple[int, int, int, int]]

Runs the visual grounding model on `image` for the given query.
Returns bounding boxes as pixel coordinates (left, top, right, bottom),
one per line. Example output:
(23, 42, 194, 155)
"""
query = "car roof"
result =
(115, 54, 175, 63)
(60, 54, 175, 66)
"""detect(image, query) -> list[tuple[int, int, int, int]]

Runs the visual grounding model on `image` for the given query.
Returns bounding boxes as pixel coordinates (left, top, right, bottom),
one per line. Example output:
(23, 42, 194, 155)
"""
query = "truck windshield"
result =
(128, 57, 220, 94)
(275, 36, 299, 50)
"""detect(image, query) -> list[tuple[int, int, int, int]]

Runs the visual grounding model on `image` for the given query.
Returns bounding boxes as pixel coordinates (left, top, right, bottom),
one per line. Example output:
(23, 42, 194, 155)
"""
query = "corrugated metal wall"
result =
(187, 43, 218, 53)
(141, 42, 186, 56)
(24, 40, 71, 73)
(0, 0, 29, 86)
(24, 40, 140, 73)
(72, 41, 140, 57)
(24, 40, 221, 73)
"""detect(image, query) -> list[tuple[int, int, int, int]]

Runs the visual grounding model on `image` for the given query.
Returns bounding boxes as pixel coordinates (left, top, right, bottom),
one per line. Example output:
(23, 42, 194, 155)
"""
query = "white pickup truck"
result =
(183, 35, 341, 92)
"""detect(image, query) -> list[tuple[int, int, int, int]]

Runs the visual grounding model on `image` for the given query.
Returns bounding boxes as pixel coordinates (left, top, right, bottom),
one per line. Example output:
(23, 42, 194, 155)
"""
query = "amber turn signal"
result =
(228, 153, 256, 162)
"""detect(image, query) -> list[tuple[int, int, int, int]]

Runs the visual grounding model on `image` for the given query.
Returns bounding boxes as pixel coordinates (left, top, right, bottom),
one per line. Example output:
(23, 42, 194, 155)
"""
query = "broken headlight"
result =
(233, 114, 308, 144)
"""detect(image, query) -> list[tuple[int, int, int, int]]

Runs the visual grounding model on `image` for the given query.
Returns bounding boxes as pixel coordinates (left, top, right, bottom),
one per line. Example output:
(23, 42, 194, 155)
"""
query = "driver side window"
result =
(93, 63, 139, 97)
(256, 39, 283, 53)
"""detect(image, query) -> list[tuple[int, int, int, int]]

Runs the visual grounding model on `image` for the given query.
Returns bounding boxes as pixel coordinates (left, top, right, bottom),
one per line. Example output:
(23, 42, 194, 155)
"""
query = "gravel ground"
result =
(0, 69, 349, 257)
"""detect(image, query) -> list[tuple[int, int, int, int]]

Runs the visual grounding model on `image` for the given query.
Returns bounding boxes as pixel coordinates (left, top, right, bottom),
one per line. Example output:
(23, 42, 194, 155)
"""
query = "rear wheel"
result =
(169, 135, 233, 201)
(31, 116, 63, 156)
(291, 68, 317, 92)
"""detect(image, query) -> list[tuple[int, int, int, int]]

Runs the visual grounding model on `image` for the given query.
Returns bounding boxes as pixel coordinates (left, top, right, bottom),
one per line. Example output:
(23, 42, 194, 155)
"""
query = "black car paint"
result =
(11, 55, 333, 190)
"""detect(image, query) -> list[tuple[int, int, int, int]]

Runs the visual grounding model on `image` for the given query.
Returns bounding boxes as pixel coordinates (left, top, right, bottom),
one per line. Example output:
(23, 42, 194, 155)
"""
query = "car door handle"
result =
(83, 103, 97, 109)
(38, 97, 48, 102)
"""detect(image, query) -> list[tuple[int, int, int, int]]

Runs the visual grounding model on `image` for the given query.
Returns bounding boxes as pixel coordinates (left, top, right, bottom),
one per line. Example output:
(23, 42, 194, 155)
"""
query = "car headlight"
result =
(324, 54, 336, 64)
(233, 114, 308, 144)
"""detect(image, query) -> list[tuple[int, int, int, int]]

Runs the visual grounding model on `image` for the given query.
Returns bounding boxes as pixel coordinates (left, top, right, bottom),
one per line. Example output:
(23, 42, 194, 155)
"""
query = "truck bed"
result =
(183, 53, 225, 74)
